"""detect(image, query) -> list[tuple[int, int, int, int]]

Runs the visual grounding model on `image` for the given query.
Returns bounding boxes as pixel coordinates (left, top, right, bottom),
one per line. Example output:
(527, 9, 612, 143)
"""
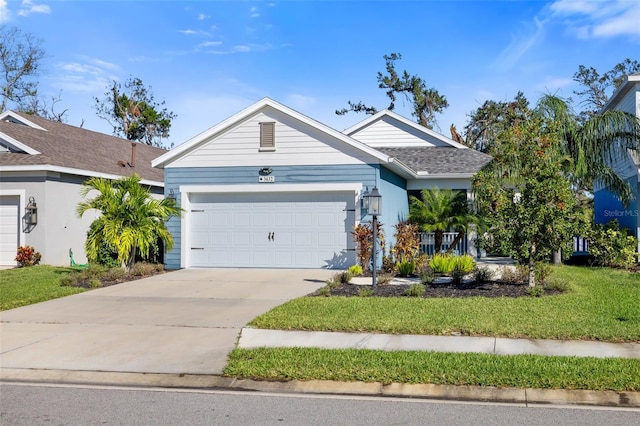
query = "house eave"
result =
(600, 74, 640, 112)
(415, 172, 477, 179)
(0, 164, 164, 187)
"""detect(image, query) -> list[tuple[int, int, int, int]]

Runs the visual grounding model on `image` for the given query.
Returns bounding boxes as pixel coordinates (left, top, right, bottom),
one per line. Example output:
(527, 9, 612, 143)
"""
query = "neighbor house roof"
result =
(0, 111, 166, 185)
(377, 146, 492, 176)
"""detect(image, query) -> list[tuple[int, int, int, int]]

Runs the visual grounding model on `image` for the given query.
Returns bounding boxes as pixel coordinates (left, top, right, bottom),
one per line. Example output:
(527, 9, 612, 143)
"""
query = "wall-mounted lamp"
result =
(260, 167, 273, 175)
(25, 196, 37, 226)
(167, 188, 176, 201)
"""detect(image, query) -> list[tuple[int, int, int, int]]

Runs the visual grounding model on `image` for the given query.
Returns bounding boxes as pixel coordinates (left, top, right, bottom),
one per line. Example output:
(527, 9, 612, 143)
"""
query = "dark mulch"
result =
(313, 279, 561, 298)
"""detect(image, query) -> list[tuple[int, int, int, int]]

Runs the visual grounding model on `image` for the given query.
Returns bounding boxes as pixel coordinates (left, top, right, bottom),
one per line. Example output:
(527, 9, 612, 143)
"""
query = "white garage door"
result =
(188, 192, 355, 268)
(0, 196, 20, 267)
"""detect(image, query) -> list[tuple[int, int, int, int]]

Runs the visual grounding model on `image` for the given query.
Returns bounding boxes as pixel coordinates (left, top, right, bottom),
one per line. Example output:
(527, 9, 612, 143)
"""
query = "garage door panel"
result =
(188, 191, 355, 268)
(0, 197, 20, 266)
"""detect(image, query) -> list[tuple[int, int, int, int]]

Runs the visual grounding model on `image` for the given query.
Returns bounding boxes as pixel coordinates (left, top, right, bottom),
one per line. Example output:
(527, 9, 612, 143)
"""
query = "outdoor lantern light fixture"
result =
(364, 187, 382, 288)
(25, 196, 37, 226)
(167, 188, 176, 201)
(361, 187, 369, 210)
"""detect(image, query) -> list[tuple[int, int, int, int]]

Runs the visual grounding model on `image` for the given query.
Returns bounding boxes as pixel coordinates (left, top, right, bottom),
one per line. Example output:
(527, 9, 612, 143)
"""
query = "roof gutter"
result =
(0, 164, 164, 187)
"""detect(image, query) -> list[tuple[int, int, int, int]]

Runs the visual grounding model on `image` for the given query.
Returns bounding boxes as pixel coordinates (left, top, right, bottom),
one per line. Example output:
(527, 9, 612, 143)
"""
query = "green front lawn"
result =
(0, 265, 85, 311)
(250, 266, 640, 342)
(225, 347, 640, 392)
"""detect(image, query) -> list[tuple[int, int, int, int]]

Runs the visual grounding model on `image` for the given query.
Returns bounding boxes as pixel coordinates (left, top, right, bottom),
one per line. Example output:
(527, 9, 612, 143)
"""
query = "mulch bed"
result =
(312, 279, 562, 298)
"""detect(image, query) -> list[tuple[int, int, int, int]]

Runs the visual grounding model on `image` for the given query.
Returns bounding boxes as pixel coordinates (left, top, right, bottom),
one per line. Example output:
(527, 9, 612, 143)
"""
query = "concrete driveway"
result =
(0, 269, 331, 376)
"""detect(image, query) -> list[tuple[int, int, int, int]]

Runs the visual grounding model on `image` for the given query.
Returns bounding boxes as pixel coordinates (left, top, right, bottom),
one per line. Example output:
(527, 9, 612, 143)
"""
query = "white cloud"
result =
(179, 29, 197, 35)
(199, 41, 223, 48)
(52, 58, 120, 94)
(550, 0, 640, 39)
(535, 77, 573, 94)
(285, 93, 316, 109)
(0, 0, 10, 23)
(17, 0, 50, 17)
(493, 16, 547, 70)
(197, 13, 209, 21)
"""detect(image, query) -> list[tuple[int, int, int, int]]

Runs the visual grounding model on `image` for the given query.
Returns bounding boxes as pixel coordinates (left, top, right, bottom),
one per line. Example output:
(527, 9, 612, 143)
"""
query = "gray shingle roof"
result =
(377, 146, 492, 174)
(0, 112, 166, 183)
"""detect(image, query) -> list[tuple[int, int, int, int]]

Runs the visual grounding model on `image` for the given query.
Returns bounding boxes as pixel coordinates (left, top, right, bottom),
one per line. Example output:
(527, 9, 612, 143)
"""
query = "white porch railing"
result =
(419, 232, 468, 256)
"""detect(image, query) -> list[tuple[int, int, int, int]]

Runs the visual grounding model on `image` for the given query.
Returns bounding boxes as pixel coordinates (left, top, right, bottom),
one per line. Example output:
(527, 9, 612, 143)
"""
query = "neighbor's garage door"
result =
(0, 196, 20, 267)
(188, 192, 355, 268)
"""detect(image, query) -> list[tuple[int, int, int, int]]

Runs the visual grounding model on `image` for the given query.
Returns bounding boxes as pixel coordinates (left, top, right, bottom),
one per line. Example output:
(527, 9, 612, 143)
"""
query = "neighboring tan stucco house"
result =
(593, 73, 640, 252)
(152, 98, 491, 269)
(0, 111, 166, 267)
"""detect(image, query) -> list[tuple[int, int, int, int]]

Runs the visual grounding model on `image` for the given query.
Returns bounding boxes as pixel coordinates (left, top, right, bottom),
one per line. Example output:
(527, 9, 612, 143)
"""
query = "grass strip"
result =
(225, 347, 640, 392)
(0, 265, 85, 311)
(249, 266, 640, 342)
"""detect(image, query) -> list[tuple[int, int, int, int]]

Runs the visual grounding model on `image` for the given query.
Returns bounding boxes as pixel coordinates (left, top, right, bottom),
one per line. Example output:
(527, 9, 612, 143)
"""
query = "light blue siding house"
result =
(152, 98, 491, 269)
(593, 73, 640, 251)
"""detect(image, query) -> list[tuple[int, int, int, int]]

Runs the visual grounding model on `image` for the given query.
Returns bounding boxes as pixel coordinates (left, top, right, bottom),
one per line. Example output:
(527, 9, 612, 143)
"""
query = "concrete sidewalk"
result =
(238, 328, 640, 358)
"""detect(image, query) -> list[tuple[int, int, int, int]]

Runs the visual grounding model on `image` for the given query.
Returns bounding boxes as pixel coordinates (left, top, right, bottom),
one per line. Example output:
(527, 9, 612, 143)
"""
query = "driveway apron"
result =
(0, 269, 331, 375)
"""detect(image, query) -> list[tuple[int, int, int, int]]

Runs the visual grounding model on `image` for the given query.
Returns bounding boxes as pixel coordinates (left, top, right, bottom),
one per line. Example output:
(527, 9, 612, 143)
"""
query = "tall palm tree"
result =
(409, 188, 476, 254)
(536, 94, 640, 203)
(76, 174, 181, 271)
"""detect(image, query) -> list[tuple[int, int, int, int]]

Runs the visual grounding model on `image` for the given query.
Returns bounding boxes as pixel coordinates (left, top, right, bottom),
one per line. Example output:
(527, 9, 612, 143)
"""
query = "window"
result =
(259, 122, 275, 151)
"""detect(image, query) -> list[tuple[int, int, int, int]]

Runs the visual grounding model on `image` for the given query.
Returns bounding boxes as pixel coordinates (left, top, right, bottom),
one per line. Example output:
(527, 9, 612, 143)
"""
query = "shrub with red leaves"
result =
(15, 245, 42, 267)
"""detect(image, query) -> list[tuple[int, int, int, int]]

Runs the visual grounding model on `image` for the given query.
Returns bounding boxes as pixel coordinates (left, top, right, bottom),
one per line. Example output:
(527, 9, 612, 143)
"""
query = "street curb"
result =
(2, 368, 638, 408)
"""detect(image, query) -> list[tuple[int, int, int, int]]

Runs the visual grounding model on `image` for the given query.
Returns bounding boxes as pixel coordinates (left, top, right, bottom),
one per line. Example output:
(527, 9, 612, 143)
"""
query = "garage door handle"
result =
(191, 247, 204, 250)
(268, 232, 273, 241)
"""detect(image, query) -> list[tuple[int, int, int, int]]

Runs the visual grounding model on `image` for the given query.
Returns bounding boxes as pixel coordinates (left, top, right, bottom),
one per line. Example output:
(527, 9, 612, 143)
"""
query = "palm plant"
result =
(536, 94, 640, 203)
(76, 174, 181, 272)
(409, 188, 476, 254)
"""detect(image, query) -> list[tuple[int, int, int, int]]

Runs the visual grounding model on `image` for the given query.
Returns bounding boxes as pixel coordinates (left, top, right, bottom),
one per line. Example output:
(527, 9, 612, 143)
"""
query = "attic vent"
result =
(259, 122, 275, 151)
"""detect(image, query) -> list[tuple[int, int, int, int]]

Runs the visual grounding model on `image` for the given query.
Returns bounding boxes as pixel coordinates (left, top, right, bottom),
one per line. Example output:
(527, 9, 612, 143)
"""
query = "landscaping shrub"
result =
(339, 270, 353, 284)
(357, 287, 373, 297)
(473, 266, 495, 284)
(429, 254, 455, 274)
(392, 221, 420, 263)
(451, 268, 466, 285)
(59, 274, 78, 287)
(420, 268, 435, 285)
(452, 255, 476, 274)
(15, 246, 41, 267)
(103, 267, 127, 282)
(347, 265, 363, 277)
(130, 262, 158, 277)
(396, 260, 416, 277)
(404, 283, 425, 297)
(586, 220, 638, 269)
(317, 286, 331, 297)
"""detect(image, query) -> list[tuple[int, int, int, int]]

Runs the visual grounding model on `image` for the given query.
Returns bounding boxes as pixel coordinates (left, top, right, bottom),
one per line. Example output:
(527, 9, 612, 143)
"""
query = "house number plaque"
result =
(258, 175, 275, 183)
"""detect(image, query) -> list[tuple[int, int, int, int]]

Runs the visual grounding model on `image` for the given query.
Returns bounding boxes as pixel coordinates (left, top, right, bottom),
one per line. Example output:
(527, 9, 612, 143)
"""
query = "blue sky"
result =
(2, 0, 638, 147)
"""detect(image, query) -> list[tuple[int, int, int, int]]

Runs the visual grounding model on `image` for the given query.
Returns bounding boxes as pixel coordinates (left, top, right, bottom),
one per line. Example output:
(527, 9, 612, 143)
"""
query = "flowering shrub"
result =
(587, 220, 638, 269)
(15, 246, 42, 267)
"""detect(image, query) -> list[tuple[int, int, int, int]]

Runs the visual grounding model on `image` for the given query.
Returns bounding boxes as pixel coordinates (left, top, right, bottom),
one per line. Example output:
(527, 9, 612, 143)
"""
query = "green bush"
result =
(473, 266, 495, 283)
(404, 283, 425, 297)
(396, 260, 416, 277)
(103, 267, 127, 281)
(453, 255, 476, 274)
(59, 275, 78, 287)
(347, 265, 363, 277)
(587, 220, 638, 269)
(429, 254, 455, 274)
(451, 268, 466, 285)
(357, 287, 373, 297)
(317, 286, 331, 297)
(339, 271, 353, 284)
(130, 262, 157, 277)
(429, 254, 476, 276)
(420, 268, 435, 285)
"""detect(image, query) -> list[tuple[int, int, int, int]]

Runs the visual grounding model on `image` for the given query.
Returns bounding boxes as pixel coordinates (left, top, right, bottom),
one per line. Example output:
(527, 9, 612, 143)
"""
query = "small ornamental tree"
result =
(474, 115, 577, 287)
(351, 221, 385, 272)
(76, 174, 181, 272)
